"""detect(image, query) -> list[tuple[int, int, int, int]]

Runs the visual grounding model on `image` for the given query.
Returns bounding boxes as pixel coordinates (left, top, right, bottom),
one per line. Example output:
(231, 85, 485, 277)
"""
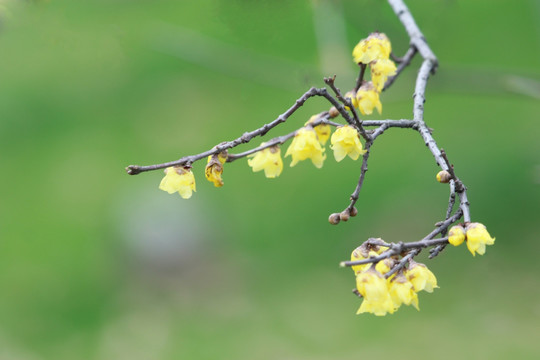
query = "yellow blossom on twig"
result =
(389, 273, 419, 310)
(448, 225, 466, 246)
(465, 223, 495, 256)
(205, 152, 227, 187)
(285, 128, 326, 168)
(356, 82, 382, 115)
(352, 32, 391, 64)
(159, 166, 196, 199)
(305, 115, 331, 145)
(371, 58, 397, 91)
(356, 266, 395, 316)
(406, 262, 438, 293)
(330, 125, 367, 162)
(247, 144, 283, 178)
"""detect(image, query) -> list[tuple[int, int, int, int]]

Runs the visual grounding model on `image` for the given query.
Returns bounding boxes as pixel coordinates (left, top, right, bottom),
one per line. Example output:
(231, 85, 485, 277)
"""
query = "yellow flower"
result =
(344, 91, 359, 110)
(356, 267, 394, 316)
(305, 115, 331, 145)
(375, 258, 395, 276)
(465, 222, 495, 256)
(350, 246, 369, 274)
(448, 225, 466, 246)
(356, 82, 382, 115)
(247, 144, 283, 178)
(205, 153, 227, 187)
(352, 32, 392, 64)
(389, 274, 419, 310)
(330, 125, 367, 162)
(371, 58, 397, 92)
(159, 166, 196, 199)
(406, 262, 438, 293)
(285, 128, 326, 168)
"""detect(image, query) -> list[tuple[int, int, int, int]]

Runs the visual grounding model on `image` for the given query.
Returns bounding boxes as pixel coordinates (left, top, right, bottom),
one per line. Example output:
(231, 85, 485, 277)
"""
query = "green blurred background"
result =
(1, 0, 539, 359)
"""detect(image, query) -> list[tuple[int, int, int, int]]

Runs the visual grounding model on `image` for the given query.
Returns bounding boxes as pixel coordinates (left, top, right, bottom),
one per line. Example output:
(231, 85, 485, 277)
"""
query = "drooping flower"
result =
(465, 222, 495, 256)
(305, 115, 331, 145)
(406, 262, 438, 293)
(375, 257, 395, 276)
(356, 266, 395, 316)
(344, 91, 359, 110)
(285, 128, 326, 168)
(330, 125, 367, 162)
(247, 144, 283, 178)
(352, 32, 392, 64)
(205, 152, 227, 187)
(356, 82, 382, 115)
(371, 58, 397, 91)
(350, 245, 369, 274)
(448, 225, 466, 246)
(389, 273, 419, 310)
(159, 166, 196, 199)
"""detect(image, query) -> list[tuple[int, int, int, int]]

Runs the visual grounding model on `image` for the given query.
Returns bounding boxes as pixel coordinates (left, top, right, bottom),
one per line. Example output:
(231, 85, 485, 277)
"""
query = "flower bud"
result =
(436, 170, 452, 183)
(340, 211, 350, 222)
(328, 213, 341, 225)
(448, 225, 466, 246)
(328, 106, 339, 118)
(349, 206, 358, 217)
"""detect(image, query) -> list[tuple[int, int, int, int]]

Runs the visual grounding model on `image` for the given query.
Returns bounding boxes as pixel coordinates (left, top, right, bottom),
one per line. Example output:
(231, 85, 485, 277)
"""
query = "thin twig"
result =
(383, 46, 417, 91)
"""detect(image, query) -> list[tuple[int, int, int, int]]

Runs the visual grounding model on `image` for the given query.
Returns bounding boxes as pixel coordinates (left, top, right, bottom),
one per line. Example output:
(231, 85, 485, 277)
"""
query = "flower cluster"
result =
(448, 222, 495, 256)
(349, 32, 397, 115)
(351, 243, 437, 316)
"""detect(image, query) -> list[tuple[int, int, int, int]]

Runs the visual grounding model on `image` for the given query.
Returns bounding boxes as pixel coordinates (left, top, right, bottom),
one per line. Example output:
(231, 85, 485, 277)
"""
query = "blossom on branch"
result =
(330, 125, 367, 162)
(305, 115, 331, 145)
(285, 128, 326, 168)
(465, 223, 495, 256)
(356, 266, 395, 316)
(356, 82, 382, 115)
(247, 144, 283, 178)
(389, 273, 419, 310)
(205, 152, 227, 187)
(352, 32, 391, 64)
(371, 58, 397, 91)
(448, 225, 466, 246)
(406, 262, 438, 293)
(159, 166, 196, 199)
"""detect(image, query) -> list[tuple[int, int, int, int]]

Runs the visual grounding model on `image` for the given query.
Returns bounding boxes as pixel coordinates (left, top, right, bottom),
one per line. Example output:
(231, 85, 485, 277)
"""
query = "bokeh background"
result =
(1, 0, 539, 359)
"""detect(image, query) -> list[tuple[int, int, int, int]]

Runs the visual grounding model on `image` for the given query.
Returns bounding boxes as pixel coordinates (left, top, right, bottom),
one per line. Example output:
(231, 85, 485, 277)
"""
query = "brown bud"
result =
(349, 207, 358, 217)
(339, 211, 350, 222)
(436, 170, 451, 183)
(328, 213, 341, 225)
(329, 107, 339, 118)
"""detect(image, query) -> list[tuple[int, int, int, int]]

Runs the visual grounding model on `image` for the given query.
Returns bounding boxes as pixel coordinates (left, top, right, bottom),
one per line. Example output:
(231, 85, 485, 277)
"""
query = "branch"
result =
(323, 75, 369, 141)
(126, 87, 351, 175)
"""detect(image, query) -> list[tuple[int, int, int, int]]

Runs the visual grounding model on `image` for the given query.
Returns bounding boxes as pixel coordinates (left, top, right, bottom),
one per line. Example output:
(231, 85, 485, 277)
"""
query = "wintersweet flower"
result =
(375, 258, 395, 276)
(350, 245, 369, 274)
(305, 115, 331, 145)
(285, 128, 326, 168)
(448, 225, 466, 246)
(356, 82, 382, 115)
(352, 32, 391, 64)
(371, 58, 397, 91)
(356, 267, 394, 316)
(406, 262, 438, 293)
(389, 273, 419, 310)
(247, 144, 283, 178)
(465, 222, 495, 256)
(159, 166, 196, 199)
(205, 153, 227, 187)
(330, 125, 367, 162)
(344, 91, 359, 110)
